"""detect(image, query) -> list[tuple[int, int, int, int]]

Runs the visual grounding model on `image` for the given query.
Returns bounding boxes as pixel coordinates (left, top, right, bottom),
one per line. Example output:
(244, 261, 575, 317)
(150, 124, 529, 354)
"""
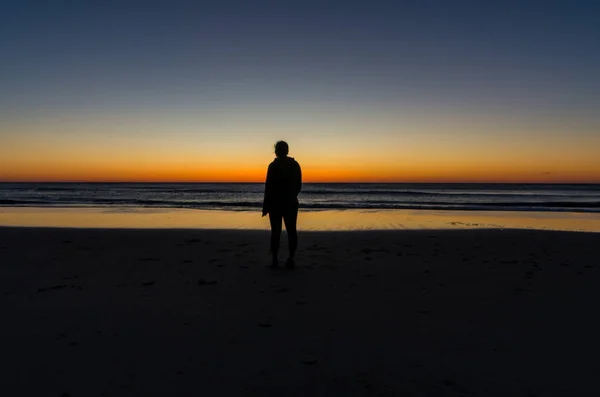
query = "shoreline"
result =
(0, 225, 596, 235)
(1, 206, 600, 232)
(2, 204, 599, 214)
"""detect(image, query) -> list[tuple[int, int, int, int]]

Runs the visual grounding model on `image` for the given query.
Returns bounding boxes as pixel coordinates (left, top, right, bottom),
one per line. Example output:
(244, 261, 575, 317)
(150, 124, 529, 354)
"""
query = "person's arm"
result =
(295, 162, 302, 195)
(262, 164, 273, 216)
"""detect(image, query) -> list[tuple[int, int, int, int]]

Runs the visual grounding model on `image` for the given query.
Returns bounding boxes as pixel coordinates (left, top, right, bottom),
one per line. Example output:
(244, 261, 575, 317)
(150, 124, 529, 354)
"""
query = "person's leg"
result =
(283, 205, 298, 261)
(268, 212, 283, 266)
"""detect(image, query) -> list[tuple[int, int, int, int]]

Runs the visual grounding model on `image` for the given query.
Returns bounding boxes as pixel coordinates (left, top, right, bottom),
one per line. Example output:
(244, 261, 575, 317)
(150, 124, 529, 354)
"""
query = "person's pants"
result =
(269, 206, 298, 258)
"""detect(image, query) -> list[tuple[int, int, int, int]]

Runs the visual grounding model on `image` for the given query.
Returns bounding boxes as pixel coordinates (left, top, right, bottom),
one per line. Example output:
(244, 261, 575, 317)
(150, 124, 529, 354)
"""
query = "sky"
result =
(1, 0, 599, 183)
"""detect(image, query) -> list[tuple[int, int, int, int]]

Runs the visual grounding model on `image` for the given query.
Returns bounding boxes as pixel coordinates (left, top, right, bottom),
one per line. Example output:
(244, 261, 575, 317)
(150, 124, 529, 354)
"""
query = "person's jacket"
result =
(262, 156, 302, 214)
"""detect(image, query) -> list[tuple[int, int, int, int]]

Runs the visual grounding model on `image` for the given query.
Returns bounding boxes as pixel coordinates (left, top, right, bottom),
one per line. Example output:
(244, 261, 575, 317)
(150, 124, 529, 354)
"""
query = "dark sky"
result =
(3, 0, 599, 109)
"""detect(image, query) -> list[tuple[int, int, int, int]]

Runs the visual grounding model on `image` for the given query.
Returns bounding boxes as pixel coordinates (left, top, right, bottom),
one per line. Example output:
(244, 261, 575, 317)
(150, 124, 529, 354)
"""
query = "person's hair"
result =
(274, 141, 289, 157)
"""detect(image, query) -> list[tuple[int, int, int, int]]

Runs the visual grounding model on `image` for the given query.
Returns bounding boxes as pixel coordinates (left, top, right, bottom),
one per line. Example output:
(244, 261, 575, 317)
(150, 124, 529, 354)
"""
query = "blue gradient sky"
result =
(1, 0, 599, 182)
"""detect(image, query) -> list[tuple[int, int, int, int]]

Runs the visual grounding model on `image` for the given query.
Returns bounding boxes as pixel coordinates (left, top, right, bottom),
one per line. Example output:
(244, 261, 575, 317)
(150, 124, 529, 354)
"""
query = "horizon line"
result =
(1, 180, 599, 185)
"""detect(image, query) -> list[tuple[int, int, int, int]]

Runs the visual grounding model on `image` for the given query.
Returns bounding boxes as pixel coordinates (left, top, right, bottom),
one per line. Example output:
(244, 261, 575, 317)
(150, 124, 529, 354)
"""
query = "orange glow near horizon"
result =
(2, 114, 600, 184)
(1, 158, 599, 183)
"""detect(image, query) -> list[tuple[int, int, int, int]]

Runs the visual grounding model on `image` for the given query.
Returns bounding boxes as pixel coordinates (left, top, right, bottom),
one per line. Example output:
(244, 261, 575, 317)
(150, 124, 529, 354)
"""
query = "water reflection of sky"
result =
(1, 208, 599, 232)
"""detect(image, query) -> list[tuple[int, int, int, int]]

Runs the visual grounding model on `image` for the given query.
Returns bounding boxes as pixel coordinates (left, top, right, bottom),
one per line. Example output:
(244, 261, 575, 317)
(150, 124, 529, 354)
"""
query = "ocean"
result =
(1, 183, 599, 213)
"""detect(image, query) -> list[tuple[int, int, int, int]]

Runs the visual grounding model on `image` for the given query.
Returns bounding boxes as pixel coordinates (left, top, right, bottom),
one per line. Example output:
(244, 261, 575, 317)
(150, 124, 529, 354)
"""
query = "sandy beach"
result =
(1, 227, 599, 396)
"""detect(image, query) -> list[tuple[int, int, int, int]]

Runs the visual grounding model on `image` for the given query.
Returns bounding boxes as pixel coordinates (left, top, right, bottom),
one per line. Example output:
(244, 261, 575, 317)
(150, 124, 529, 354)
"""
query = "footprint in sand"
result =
(138, 257, 159, 262)
(197, 279, 217, 286)
(300, 357, 318, 365)
(357, 273, 374, 278)
(37, 285, 68, 292)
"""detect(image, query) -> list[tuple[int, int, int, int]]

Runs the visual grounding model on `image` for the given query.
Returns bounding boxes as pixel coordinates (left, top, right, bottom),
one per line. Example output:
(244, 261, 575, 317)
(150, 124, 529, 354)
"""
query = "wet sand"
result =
(2, 206, 600, 232)
(1, 227, 599, 396)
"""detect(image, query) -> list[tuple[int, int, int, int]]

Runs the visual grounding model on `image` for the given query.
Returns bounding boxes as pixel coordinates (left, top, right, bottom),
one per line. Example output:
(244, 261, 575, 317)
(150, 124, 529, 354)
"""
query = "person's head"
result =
(274, 141, 289, 158)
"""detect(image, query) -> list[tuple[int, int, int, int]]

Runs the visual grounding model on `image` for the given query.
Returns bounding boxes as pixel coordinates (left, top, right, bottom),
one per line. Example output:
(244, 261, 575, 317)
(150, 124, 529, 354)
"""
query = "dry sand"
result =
(1, 227, 599, 396)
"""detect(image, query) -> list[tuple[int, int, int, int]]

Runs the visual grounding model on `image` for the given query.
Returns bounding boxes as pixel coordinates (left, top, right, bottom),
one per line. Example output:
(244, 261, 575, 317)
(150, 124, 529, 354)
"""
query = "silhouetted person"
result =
(262, 141, 302, 268)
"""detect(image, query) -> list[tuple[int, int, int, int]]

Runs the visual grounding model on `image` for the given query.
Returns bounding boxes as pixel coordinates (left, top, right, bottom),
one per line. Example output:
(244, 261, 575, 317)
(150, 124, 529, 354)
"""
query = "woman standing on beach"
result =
(262, 141, 302, 268)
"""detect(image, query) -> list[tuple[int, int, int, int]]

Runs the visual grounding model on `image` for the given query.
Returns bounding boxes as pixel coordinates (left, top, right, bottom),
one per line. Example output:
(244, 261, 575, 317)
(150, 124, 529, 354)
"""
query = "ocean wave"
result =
(3, 183, 598, 197)
(300, 189, 596, 198)
(1, 198, 599, 213)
